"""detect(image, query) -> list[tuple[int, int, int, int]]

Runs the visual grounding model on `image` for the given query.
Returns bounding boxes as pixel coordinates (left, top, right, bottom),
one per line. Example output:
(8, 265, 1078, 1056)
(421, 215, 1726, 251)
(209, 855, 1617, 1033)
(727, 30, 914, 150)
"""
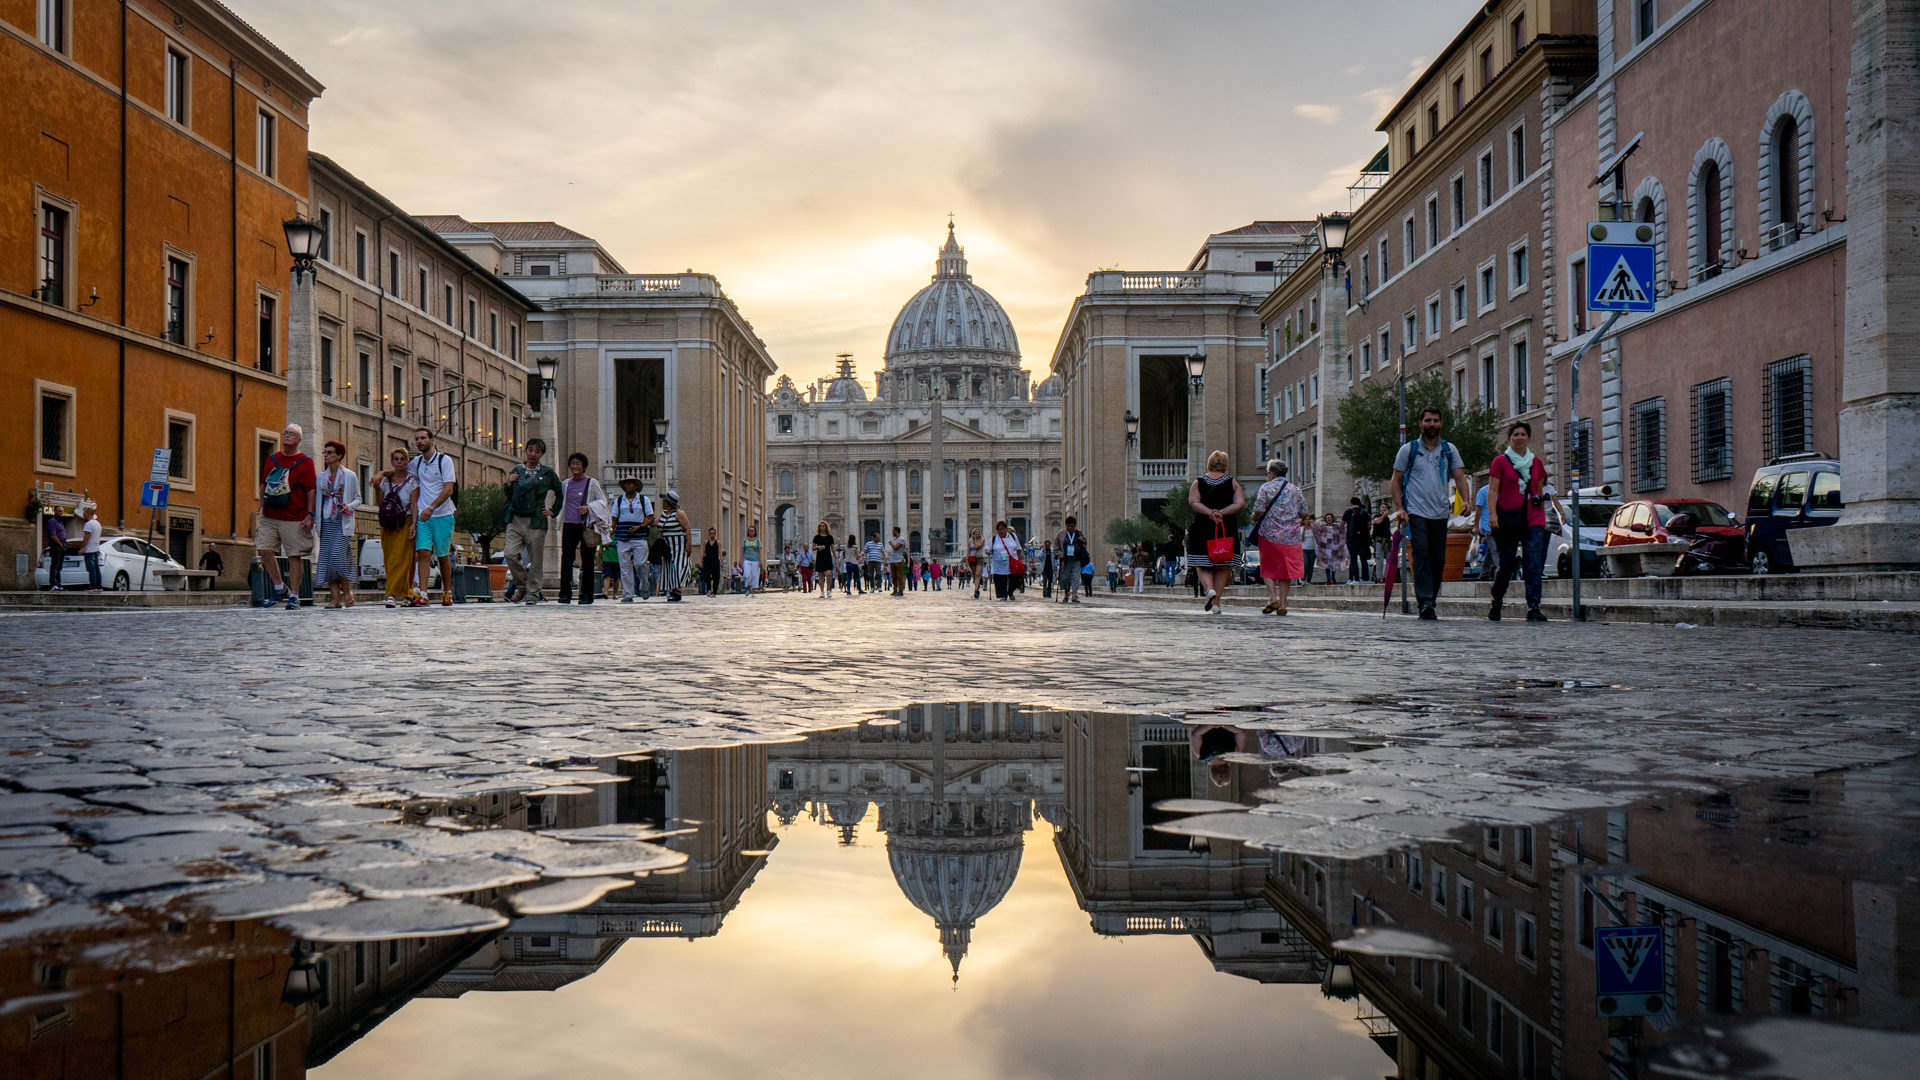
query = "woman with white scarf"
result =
(1485, 420, 1551, 622)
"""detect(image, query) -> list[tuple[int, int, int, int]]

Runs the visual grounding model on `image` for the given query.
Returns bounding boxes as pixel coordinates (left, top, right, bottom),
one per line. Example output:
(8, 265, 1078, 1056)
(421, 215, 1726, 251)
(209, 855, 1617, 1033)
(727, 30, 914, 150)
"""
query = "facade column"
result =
(1799, 0, 1920, 569)
(285, 270, 322, 449)
(896, 465, 909, 541)
(879, 464, 893, 541)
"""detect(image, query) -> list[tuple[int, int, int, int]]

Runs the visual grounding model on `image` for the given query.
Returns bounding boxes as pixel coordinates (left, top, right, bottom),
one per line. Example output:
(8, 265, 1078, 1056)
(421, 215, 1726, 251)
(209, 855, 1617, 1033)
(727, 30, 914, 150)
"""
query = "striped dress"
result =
(658, 511, 689, 590)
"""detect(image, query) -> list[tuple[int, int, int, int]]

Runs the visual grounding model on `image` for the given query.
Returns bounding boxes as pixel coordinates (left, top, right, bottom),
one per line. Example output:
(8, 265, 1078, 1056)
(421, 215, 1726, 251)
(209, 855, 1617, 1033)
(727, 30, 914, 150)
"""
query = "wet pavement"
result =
(1, 593, 1917, 1077)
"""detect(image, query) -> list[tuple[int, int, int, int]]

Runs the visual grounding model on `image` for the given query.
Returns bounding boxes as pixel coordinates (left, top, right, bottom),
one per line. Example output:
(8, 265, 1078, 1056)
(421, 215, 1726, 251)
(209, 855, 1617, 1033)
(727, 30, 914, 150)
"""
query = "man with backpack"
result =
(1389, 406, 1474, 620)
(255, 423, 317, 610)
(503, 437, 563, 605)
(410, 427, 459, 606)
(1054, 516, 1089, 604)
(1485, 420, 1551, 622)
(609, 475, 656, 603)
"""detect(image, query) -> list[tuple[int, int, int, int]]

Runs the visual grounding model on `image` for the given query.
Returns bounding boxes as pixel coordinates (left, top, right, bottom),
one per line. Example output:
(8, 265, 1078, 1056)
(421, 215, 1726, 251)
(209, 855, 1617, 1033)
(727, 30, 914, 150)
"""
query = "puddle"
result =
(2, 705, 1916, 1079)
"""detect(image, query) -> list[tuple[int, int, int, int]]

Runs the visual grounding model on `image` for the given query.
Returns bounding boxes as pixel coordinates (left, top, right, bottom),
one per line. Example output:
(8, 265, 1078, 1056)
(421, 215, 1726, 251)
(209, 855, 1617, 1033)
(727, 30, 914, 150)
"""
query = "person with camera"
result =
(1485, 420, 1550, 622)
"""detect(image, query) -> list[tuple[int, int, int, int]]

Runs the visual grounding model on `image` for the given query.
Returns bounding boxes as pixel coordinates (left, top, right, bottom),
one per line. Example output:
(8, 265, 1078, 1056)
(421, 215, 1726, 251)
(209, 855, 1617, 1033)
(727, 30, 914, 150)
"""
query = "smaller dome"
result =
(1033, 374, 1063, 400)
(821, 378, 867, 403)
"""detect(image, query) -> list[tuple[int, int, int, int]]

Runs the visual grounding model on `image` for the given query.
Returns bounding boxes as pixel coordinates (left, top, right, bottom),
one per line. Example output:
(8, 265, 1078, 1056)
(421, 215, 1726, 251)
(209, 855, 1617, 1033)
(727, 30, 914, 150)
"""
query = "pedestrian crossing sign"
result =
(1586, 224, 1658, 313)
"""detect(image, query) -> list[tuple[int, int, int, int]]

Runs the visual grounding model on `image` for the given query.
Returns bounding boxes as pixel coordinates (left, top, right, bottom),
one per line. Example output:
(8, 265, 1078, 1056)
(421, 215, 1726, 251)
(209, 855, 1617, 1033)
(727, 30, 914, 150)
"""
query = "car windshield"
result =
(1748, 473, 1778, 512)
(1655, 501, 1735, 527)
(1576, 504, 1618, 526)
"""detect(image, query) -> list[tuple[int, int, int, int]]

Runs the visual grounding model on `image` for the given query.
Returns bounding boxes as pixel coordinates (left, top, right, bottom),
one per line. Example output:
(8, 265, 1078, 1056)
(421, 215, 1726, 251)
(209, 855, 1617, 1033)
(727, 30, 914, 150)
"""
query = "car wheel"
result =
(1557, 553, 1570, 579)
(113, 570, 130, 591)
(1750, 547, 1772, 576)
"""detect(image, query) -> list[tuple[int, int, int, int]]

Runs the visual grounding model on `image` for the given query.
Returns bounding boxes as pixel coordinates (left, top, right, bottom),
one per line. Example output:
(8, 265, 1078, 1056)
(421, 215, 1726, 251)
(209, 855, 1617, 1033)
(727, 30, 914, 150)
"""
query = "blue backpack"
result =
(1398, 437, 1454, 507)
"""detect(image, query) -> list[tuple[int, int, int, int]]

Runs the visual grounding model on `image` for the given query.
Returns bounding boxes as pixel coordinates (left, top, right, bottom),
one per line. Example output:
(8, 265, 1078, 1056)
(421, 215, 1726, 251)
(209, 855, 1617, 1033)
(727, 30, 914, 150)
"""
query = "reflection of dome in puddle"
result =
(887, 831, 1023, 981)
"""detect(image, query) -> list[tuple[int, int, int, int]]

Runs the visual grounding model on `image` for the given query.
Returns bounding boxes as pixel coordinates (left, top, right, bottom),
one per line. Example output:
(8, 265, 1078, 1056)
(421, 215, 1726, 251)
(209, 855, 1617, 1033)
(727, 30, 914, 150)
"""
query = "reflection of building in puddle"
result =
(1265, 766, 1919, 1080)
(1056, 714, 1334, 984)
(419, 743, 774, 1000)
(770, 703, 1065, 979)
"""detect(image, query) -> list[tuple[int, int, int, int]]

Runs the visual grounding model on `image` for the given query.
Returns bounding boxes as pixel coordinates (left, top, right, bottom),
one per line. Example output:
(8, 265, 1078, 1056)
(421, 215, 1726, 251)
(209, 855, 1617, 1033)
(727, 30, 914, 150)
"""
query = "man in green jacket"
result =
(503, 437, 564, 604)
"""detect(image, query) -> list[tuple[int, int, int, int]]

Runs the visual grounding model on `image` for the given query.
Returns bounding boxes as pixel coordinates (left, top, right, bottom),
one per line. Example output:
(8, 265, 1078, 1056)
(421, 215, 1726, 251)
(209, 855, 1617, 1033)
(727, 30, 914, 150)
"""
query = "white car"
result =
(1547, 490, 1624, 578)
(35, 535, 185, 591)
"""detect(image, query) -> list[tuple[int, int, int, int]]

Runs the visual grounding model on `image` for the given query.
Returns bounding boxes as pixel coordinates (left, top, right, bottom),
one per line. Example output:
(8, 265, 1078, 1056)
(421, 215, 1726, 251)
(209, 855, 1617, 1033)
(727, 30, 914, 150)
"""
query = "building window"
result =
(417, 267, 428, 307)
(257, 294, 276, 373)
(465, 298, 477, 337)
(1485, 904, 1503, 946)
(1636, 0, 1657, 42)
(1509, 121, 1528, 185)
(1359, 339, 1372, 374)
(1450, 175, 1465, 230)
(443, 282, 454, 321)
(1519, 913, 1538, 962)
(353, 232, 368, 281)
(388, 251, 400, 296)
(1403, 216, 1416, 264)
(1380, 328, 1392, 368)
(164, 256, 190, 344)
(1765, 356, 1813, 461)
(1427, 103, 1440, 140)
(388, 363, 402, 416)
(489, 311, 499, 349)
(826, 421, 839, 435)
(38, 0, 68, 53)
(530, 264, 552, 276)
(1478, 263, 1496, 312)
(1691, 140, 1734, 281)
(1510, 242, 1530, 292)
(863, 469, 880, 493)
(509, 323, 519, 360)
(1767, 105, 1809, 249)
(1452, 283, 1467, 325)
(38, 383, 75, 471)
(1405, 126, 1417, 162)
(165, 48, 191, 125)
(256, 110, 276, 178)
(1632, 397, 1667, 492)
(317, 208, 332, 262)
(1570, 257, 1588, 333)
(1426, 297, 1441, 340)
(777, 414, 794, 434)
(779, 470, 793, 494)
(320, 337, 335, 396)
(1566, 418, 1593, 488)
(165, 415, 193, 483)
(861, 419, 881, 435)
(37, 202, 69, 306)
(1691, 377, 1734, 482)
(1432, 866, 1448, 911)
(1480, 353, 1496, 409)
(1478, 151, 1494, 210)
(1512, 339, 1530, 413)
(1480, 46, 1494, 88)
(253, 1040, 275, 1080)
(1378, 237, 1390, 280)
(491, 406, 500, 449)
(1426, 196, 1439, 247)
(357, 351, 372, 408)
(1358, 252, 1371, 295)
(1511, 12, 1526, 54)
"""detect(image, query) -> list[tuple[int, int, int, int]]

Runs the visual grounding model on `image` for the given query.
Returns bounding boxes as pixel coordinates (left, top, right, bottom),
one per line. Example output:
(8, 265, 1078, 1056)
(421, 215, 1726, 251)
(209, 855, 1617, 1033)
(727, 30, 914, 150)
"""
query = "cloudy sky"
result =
(247, 0, 1480, 389)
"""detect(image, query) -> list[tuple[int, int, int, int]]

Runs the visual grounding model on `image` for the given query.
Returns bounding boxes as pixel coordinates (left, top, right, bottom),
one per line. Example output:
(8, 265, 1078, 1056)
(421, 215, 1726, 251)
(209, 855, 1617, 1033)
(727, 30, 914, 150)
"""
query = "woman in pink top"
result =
(1247, 459, 1309, 615)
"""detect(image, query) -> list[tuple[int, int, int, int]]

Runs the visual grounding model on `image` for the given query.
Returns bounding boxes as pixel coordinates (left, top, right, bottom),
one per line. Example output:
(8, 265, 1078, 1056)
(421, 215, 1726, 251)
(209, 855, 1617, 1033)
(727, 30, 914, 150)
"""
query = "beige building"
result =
(766, 226, 1062, 556)
(1049, 224, 1312, 543)
(306, 156, 538, 542)
(424, 218, 776, 557)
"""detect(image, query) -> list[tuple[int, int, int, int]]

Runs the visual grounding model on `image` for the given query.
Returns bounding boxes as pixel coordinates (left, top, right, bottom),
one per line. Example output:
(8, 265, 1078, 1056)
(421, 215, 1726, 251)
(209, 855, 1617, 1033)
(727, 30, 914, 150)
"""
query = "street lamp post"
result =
(1185, 350, 1207, 479)
(652, 415, 673, 492)
(281, 217, 326, 445)
(1123, 409, 1139, 525)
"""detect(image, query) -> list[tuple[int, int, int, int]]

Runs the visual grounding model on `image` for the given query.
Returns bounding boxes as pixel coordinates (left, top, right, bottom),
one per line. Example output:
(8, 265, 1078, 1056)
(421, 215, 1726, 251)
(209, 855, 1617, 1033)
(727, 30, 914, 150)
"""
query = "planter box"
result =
(1443, 532, 1472, 582)
(1601, 542, 1689, 578)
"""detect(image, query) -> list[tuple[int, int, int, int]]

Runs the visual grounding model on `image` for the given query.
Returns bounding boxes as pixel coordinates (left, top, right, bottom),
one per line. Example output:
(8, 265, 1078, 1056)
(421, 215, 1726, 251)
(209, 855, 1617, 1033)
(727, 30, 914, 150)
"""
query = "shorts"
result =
(415, 514, 454, 558)
(1258, 538, 1304, 580)
(254, 515, 314, 557)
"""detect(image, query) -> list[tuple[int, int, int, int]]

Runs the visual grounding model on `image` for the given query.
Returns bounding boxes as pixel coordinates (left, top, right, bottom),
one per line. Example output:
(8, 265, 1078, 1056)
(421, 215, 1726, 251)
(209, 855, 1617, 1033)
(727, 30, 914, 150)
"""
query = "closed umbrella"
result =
(1380, 525, 1405, 618)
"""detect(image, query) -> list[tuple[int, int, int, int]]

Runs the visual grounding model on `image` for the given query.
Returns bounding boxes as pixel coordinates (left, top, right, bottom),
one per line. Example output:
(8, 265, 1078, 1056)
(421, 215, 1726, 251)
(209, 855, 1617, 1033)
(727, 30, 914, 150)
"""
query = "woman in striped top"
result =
(656, 490, 690, 602)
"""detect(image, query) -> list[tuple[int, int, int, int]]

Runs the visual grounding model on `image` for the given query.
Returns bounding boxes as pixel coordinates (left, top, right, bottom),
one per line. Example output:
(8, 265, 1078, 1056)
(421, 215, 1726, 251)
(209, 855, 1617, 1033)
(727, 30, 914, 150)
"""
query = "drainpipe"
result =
(116, 0, 127, 527)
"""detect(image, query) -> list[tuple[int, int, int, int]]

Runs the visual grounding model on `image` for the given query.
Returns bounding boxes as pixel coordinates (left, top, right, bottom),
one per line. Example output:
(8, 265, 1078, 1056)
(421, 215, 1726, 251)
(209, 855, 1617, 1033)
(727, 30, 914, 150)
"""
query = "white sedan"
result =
(34, 536, 186, 591)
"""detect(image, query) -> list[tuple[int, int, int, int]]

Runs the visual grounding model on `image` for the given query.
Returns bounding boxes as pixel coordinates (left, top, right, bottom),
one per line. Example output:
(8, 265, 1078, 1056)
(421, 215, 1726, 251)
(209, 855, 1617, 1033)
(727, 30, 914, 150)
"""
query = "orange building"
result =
(1, 0, 322, 584)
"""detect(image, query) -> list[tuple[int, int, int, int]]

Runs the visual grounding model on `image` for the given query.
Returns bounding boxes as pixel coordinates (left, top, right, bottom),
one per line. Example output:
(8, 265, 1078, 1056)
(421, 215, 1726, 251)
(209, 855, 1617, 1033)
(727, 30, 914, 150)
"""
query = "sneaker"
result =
(285, 594, 299, 611)
(1526, 607, 1549, 622)
(385, 598, 397, 609)
(440, 596, 453, 607)
(1418, 604, 1437, 620)
(1487, 601, 1502, 621)
(620, 597, 633, 604)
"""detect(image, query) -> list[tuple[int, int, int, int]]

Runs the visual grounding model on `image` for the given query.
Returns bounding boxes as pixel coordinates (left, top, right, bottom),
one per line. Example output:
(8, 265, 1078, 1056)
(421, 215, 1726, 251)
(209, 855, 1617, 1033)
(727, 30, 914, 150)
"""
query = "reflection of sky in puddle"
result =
(318, 808, 1387, 1080)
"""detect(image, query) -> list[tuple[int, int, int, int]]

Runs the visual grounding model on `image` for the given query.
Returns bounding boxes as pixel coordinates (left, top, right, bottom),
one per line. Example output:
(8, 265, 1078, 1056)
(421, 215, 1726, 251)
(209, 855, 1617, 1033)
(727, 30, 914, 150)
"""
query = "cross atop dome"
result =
(936, 220, 969, 280)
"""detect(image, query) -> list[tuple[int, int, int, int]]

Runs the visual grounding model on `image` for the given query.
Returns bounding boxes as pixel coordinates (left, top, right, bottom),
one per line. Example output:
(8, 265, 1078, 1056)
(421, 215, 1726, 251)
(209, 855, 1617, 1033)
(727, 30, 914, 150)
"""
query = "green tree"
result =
(1330, 371, 1504, 482)
(1103, 515, 1169, 549)
(1158, 482, 1195, 535)
(455, 483, 507, 561)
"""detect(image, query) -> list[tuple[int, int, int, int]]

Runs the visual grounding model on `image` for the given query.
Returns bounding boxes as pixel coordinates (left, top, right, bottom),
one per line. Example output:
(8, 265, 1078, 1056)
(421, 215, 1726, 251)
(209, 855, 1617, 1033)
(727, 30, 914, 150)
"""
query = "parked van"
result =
(1743, 454, 1842, 574)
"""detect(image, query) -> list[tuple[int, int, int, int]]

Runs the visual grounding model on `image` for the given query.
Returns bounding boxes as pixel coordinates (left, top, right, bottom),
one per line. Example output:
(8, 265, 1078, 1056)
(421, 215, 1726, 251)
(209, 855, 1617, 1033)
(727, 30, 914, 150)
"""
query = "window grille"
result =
(1631, 397, 1667, 492)
(1764, 356, 1812, 462)
(1691, 378, 1733, 482)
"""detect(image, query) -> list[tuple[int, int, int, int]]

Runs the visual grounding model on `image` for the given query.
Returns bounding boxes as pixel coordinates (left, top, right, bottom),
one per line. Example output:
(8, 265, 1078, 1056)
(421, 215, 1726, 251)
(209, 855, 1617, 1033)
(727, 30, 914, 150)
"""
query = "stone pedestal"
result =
(1798, 0, 1920, 570)
(284, 271, 322, 444)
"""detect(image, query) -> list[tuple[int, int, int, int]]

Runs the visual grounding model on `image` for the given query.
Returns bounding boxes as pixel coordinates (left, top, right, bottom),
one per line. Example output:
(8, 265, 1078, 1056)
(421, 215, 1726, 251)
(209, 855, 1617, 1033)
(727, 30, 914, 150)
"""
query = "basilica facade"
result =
(765, 226, 1063, 557)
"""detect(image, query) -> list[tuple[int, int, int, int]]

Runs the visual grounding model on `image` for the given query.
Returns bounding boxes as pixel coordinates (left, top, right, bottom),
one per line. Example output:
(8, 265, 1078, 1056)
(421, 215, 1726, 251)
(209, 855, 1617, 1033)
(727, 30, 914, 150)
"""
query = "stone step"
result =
(1192, 569, 1920, 603)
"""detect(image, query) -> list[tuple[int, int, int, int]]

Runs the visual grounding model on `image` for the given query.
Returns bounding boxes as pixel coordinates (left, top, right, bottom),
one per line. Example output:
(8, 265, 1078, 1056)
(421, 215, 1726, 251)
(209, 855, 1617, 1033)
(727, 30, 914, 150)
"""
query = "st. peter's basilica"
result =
(764, 225, 1064, 556)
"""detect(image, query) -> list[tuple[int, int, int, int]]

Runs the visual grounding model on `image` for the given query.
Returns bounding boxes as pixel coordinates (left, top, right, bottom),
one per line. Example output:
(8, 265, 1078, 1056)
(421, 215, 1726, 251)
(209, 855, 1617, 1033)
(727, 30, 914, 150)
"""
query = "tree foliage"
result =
(1157, 482, 1195, 535)
(454, 483, 507, 561)
(1330, 371, 1505, 482)
(1103, 515, 1170, 549)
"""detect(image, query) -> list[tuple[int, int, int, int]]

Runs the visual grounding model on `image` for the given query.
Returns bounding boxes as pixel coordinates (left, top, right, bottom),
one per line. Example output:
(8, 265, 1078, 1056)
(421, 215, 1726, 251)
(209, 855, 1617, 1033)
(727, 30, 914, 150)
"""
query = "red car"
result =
(1604, 499, 1748, 572)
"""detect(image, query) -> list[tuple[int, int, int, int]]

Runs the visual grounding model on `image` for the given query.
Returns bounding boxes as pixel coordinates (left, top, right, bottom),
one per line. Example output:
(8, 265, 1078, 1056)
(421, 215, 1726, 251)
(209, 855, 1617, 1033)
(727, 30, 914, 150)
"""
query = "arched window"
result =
(827, 470, 840, 494)
(1049, 467, 1062, 489)
(1688, 138, 1734, 282)
(968, 469, 982, 494)
(1760, 90, 1813, 250)
(1632, 175, 1669, 294)
(778, 470, 793, 494)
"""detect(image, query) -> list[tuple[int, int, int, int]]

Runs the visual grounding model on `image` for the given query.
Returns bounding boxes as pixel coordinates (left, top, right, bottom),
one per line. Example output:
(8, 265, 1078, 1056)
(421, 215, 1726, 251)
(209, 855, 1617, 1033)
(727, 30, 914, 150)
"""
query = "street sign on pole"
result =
(140, 482, 170, 509)
(1595, 925, 1667, 1018)
(149, 449, 173, 485)
(1585, 222, 1658, 314)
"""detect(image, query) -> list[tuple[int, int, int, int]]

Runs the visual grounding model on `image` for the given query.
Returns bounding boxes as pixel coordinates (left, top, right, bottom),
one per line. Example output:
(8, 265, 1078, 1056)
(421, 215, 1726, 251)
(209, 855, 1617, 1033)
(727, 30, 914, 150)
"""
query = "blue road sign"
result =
(140, 481, 170, 509)
(1596, 924, 1666, 1018)
(1587, 242, 1657, 313)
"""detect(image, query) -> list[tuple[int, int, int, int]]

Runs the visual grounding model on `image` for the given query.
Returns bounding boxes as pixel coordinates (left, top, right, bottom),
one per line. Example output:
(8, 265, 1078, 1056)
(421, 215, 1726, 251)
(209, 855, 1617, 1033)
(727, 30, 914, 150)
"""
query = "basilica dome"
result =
(884, 225, 1020, 367)
(887, 830, 1024, 981)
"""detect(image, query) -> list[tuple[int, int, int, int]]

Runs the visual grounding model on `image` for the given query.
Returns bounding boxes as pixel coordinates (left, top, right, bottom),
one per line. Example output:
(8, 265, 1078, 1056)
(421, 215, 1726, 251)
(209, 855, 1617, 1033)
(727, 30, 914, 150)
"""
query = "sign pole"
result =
(1567, 311, 1622, 622)
(139, 449, 173, 593)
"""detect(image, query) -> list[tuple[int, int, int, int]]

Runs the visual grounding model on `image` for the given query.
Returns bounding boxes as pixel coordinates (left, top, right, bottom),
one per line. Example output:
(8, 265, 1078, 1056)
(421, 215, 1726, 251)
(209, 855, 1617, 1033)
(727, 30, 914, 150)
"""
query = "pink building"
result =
(1546, 1, 1849, 505)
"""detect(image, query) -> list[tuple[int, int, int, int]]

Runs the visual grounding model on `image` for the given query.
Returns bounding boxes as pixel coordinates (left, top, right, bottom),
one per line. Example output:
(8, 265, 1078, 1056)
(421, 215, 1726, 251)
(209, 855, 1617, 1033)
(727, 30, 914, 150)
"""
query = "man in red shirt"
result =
(1485, 420, 1550, 622)
(254, 423, 318, 610)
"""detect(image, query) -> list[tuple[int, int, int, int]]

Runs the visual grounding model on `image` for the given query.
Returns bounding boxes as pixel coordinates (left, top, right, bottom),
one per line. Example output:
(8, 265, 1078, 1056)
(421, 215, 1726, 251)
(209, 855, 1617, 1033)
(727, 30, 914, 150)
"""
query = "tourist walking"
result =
(887, 526, 908, 596)
(1247, 458, 1308, 615)
(1343, 497, 1373, 584)
(1388, 407, 1474, 620)
(1130, 544, 1150, 593)
(967, 528, 986, 598)
(1486, 421, 1551, 622)
(1106, 557, 1119, 593)
(986, 520, 1023, 601)
(1372, 503, 1393, 584)
(700, 529, 722, 596)
(502, 438, 563, 606)
(742, 524, 763, 595)
(409, 427, 459, 607)
(76, 504, 103, 592)
(863, 533, 884, 593)
(256, 423, 318, 610)
(1040, 541, 1055, 599)
(1054, 516, 1088, 603)
(610, 476, 655, 603)
(554, 452, 606, 605)
(655, 491, 691, 602)
(314, 440, 361, 609)
(374, 448, 417, 607)
(1315, 514, 1346, 585)
(1185, 450, 1246, 613)
(1300, 514, 1317, 585)
(811, 522, 834, 597)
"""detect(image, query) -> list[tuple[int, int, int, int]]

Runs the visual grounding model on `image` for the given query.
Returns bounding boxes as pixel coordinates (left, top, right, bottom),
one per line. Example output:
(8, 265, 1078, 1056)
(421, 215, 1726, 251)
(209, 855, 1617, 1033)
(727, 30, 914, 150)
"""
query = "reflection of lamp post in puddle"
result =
(1320, 952, 1359, 1001)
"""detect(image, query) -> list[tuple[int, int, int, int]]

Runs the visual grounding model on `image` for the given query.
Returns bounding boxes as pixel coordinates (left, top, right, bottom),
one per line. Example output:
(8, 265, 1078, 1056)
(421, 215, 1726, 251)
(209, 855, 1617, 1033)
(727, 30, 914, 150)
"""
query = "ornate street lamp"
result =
(1185, 350, 1207, 389)
(282, 217, 325, 279)
(651, 416, 670, 450)
(1123, 410, 1139, 447)
(1315, 212, 1351, 267)
(536, 356, 558, 391)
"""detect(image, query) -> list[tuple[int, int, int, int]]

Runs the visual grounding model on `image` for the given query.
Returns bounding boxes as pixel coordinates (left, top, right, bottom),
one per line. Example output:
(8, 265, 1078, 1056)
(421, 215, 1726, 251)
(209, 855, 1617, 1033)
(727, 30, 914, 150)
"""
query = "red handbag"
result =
(1206, 521, 1234, 564)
